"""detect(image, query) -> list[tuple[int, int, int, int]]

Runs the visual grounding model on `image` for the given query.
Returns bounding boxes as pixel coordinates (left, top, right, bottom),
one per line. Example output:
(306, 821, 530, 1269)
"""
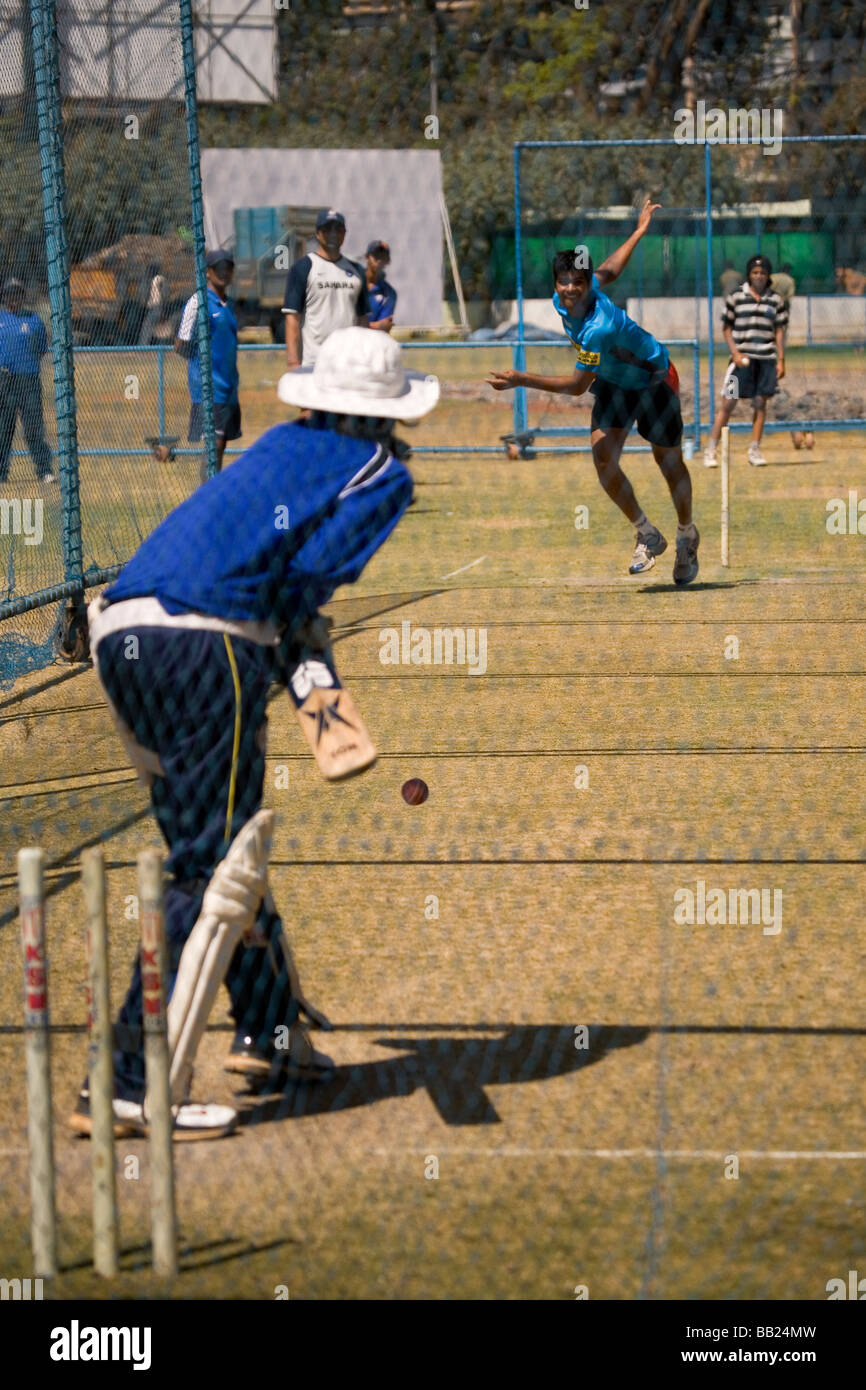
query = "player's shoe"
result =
(703, 443, 718, 468)
(629, 526, 668, 574)
(747, 443, 767, 466)
(673, 524, 700, 586)
(69, 1090, 143, 1138)
(70, 1087, 237, 1141)
(225, 1024, 335, 1085)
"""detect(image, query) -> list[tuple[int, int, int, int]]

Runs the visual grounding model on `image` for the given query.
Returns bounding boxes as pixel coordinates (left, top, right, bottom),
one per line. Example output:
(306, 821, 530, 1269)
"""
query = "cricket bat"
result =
(295, 682, 377, 780)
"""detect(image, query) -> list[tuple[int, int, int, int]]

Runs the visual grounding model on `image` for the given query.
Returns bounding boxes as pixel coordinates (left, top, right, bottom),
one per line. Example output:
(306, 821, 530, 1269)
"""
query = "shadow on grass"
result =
(327, 588, 446, 635)
(237, 1018, 866, 1129)
(637, 581, 739, 593)
(59, 1234, 296, 1278)
(238, 1023, 649, 1127)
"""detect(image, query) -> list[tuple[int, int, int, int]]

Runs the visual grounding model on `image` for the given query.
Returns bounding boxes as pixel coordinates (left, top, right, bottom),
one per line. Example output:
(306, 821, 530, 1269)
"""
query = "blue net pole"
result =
(179, 0, 217, 480)
(512, 143, 528, 435)
(158, 347, 166, 437)
(29, 0, 82, 587)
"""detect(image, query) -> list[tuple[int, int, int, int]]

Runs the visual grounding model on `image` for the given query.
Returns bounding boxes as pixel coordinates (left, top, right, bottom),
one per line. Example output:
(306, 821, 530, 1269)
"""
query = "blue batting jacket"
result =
(104, 421, 413, 626)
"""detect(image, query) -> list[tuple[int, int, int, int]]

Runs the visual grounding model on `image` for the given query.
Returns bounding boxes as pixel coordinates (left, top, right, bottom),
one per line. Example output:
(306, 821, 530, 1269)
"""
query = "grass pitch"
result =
(0, 365, 865, 1300)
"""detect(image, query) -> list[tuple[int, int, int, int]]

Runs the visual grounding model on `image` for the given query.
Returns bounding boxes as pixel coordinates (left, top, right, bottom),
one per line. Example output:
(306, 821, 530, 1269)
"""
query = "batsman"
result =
(72, 327, 439, 1140)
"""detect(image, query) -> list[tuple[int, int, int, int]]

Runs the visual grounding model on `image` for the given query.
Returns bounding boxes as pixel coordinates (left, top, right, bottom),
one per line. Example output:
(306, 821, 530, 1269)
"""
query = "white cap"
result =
(277, 327, 439, 420)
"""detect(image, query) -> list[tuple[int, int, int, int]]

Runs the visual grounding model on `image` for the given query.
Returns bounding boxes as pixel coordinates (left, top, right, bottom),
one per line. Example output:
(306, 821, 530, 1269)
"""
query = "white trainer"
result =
(747, 443, 767, 466)
(703, 443, 718, 468)
(70, 1089, 237, 1142)
(629, 525, 668, 575)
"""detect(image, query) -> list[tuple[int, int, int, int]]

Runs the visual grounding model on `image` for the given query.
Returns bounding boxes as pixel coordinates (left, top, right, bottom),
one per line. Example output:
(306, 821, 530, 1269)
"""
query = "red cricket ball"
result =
(401, 778, 429, 805)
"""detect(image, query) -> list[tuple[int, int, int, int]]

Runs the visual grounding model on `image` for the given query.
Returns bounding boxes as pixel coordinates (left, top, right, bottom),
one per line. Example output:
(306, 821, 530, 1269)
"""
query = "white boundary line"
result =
(370, 1147, 866, 1161)
(440, 555, 487, 580)
(5, 1146, 858, 1162)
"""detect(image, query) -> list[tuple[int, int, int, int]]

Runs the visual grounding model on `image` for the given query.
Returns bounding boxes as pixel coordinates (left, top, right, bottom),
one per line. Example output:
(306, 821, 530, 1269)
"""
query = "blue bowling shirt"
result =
(553, 274, 669, 391)
(177, 287, 239, 405)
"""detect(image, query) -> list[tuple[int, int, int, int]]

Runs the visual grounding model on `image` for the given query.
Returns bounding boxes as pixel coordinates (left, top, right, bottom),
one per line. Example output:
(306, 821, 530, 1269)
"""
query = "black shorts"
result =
(188, 400, 242, 444)
(723, 357, 777, 401)
(590, 362, 683, 448)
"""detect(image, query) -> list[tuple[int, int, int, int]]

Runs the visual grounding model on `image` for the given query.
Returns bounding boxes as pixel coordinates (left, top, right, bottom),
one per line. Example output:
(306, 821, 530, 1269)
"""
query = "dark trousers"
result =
(0, 372, 53, 479)
(97, 627, 297, 1099)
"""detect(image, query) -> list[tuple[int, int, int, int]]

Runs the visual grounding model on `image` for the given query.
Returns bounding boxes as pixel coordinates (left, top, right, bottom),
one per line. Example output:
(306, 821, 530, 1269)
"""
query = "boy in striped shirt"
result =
(704, 255, 787, 468)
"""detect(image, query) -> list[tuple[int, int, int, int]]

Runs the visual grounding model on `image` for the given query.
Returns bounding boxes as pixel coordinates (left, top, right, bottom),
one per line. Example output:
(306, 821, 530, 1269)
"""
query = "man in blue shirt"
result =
(175, 249, 240, 483)
(365, 240, 397, 333)
(0, 278, 54, 483)
(78, 327, 439, 1140)
(488, 200, 699, 585)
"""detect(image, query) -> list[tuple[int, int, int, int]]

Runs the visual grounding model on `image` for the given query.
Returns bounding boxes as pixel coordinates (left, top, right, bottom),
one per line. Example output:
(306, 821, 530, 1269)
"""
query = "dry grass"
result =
(1, 386, 866, 1299)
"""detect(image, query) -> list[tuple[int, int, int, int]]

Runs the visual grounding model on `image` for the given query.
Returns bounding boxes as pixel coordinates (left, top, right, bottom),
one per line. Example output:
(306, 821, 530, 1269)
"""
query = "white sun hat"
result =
(277, 326, 439, 420)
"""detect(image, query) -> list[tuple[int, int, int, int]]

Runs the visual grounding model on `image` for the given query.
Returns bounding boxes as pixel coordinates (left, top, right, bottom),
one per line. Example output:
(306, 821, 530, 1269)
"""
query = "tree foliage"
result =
(1, 1, 862, 300)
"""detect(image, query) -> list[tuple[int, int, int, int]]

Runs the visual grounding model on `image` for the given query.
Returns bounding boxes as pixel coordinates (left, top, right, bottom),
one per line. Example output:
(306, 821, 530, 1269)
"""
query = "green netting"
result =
(0, 0, 212, 685)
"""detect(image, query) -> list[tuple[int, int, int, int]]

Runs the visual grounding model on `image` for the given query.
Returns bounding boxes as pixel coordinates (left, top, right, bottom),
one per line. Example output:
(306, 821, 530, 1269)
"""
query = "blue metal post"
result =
(157, 346, 166, 437)
(512, 143, 528, 434)
(29, 0, 82, 586)
(179, 0, 217, 479)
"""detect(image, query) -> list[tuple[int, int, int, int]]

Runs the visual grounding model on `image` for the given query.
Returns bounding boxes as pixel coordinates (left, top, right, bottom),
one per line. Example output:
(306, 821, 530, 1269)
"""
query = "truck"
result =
(69, 233, 194, 345)
(230, 205, 320, 341)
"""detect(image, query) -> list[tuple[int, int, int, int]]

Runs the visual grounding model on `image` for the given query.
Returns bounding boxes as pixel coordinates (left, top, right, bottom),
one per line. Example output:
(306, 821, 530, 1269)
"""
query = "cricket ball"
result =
(401, 778, 429, 805)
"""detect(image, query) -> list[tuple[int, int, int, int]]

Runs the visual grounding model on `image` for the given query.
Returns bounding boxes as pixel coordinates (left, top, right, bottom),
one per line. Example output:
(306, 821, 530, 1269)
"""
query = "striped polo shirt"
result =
(721, 283, 788, 360)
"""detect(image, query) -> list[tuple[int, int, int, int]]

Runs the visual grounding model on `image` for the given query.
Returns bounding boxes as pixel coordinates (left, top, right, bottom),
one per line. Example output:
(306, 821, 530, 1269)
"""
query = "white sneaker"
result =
(747, 443, 767, 467)
(70, 1089, 237, 1142)
(628, 525, 668, 575)
(703, 443, 718, 468)
(162, 1100, 238, 1142)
